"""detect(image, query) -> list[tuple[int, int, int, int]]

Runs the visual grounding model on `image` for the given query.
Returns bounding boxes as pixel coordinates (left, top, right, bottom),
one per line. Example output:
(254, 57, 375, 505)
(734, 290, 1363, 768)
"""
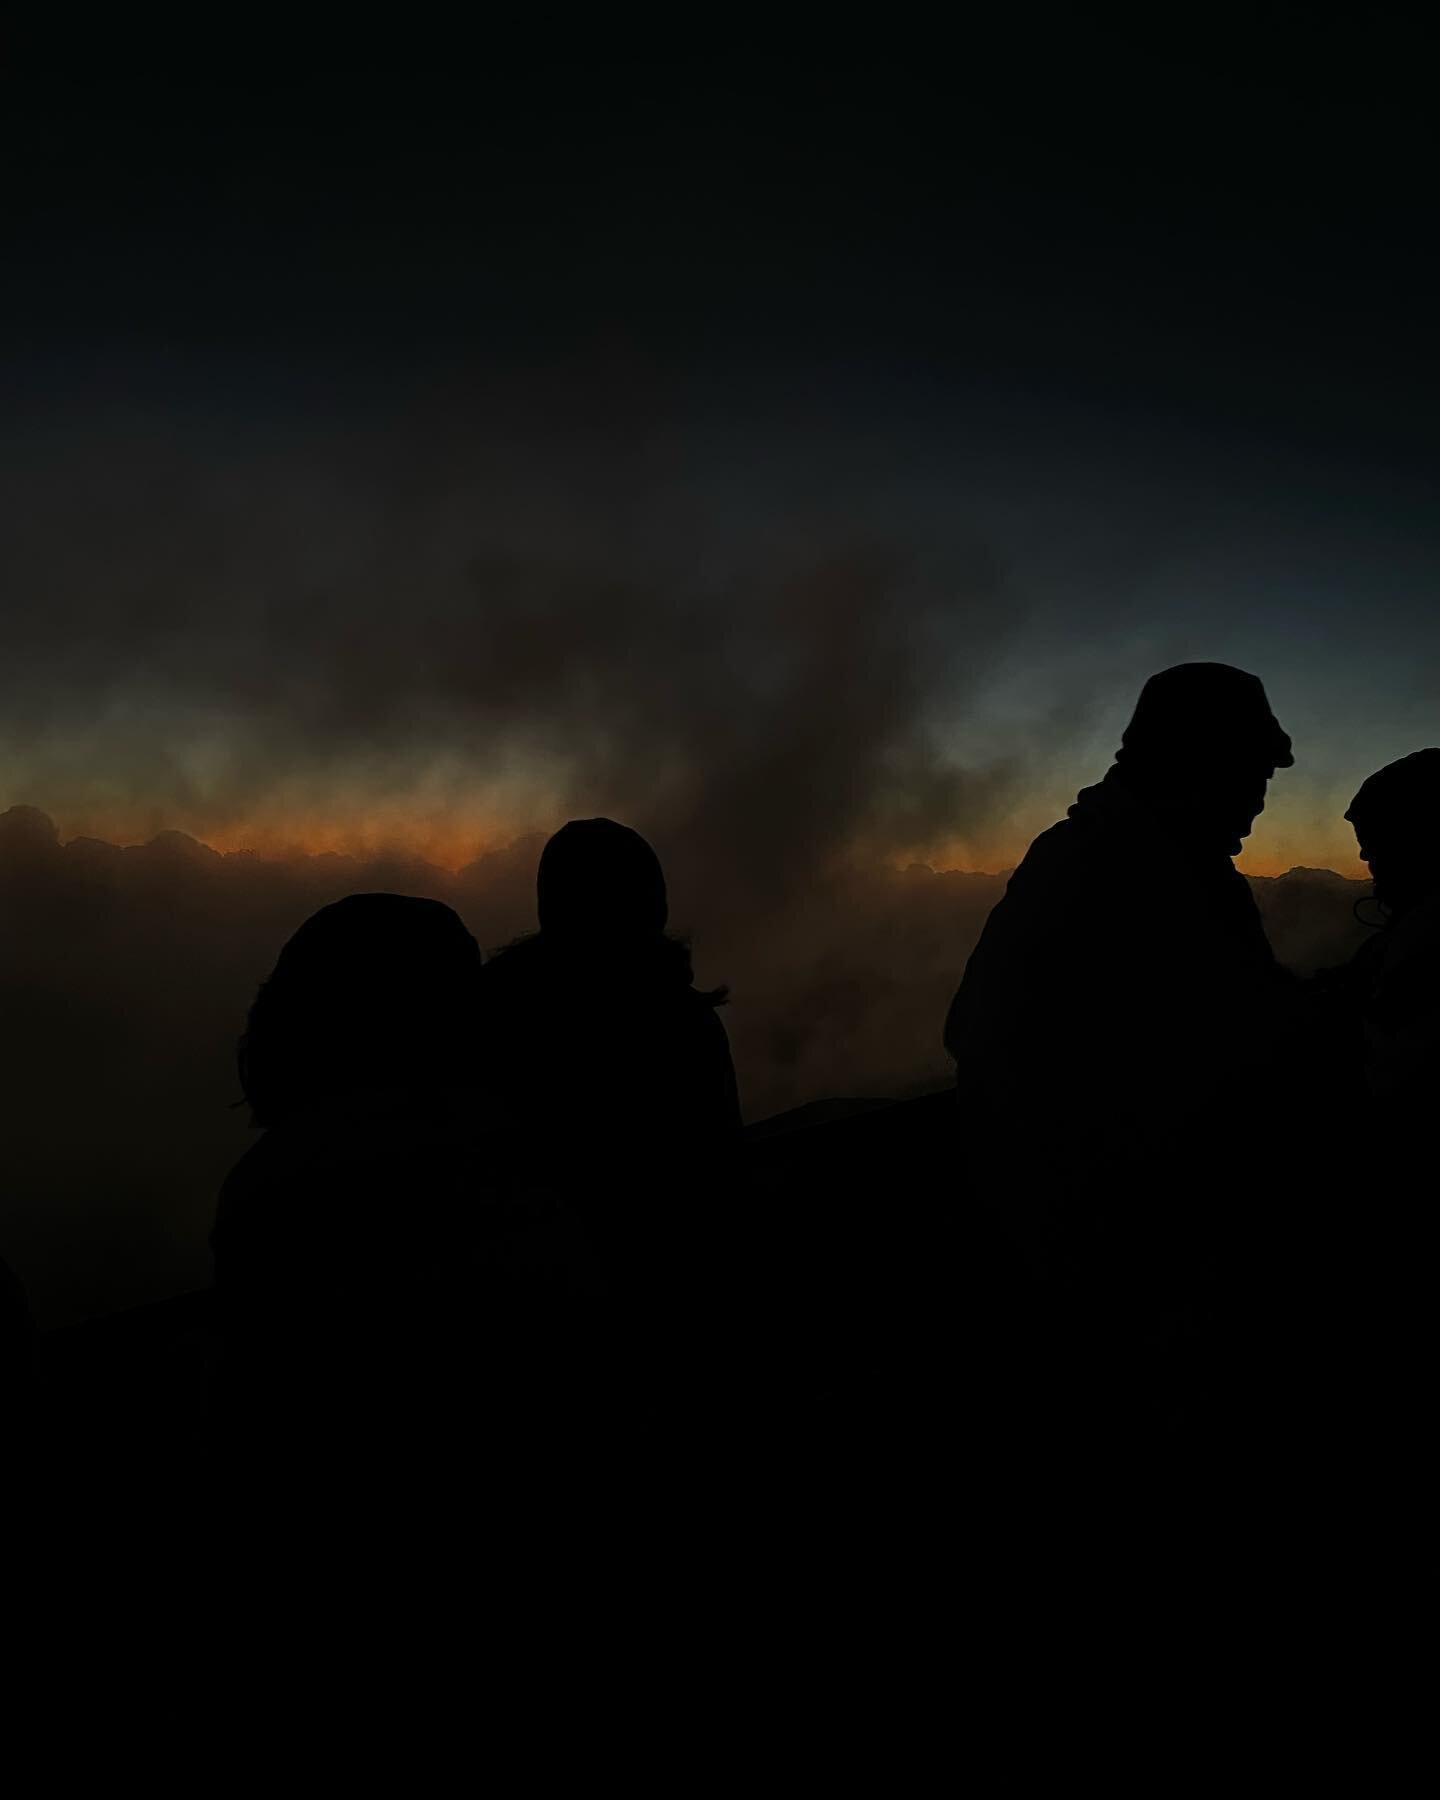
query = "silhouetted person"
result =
(944, 664, 1296, 1457)
(1291, 752, 1440, 1487)
(1341, 750, 1440, 1104)
(1333, 752, 1440, 1288)
(479, 820, 740, 1194)
(212, 893, 585, 1467)
(477, 821, 741, 1419)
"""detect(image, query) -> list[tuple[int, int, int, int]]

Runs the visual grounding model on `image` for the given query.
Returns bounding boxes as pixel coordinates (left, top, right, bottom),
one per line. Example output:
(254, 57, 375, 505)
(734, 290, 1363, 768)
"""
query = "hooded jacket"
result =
(945, 766, 1288, 1166)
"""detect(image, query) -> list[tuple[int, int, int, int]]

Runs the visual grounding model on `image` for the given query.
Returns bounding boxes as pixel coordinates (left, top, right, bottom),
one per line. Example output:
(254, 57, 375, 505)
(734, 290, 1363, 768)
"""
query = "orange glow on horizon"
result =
(198, 814, 521, 871)
(919, 834, 1368, 883)
(44, 803, 539, 873)
(30, 803, 1370, 882)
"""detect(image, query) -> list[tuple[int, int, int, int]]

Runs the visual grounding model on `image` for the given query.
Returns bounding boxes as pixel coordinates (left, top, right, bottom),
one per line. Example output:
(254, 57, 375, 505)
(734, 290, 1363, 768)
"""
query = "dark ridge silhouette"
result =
(1246, 864, 1373, 972)
(211, 893, 593, 1467)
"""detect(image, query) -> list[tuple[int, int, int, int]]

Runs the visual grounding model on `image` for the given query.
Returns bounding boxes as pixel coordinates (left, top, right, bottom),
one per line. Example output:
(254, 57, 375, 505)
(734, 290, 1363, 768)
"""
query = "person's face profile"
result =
(1355, 826, 1390, 905)
(1220, 758, 1278, 843)
(1352, 824, 1440, 914)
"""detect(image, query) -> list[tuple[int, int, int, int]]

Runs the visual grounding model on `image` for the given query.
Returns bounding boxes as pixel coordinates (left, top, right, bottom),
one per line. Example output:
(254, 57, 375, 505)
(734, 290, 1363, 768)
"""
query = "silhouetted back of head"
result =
(1346, 749, 1440, 916)
(239, 893, 481, 1128)
(537, 818, 669, 945)
(1112, 662, 1292, 851)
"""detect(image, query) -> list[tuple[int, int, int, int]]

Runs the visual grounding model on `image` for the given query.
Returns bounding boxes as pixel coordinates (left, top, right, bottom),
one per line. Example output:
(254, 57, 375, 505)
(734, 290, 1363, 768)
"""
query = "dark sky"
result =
(4, 50, 1437, 874)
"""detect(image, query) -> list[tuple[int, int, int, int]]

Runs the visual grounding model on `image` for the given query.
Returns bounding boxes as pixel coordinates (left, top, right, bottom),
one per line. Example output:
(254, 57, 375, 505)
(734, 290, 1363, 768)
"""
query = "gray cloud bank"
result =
(1, 803, 1368, 1325)
(0, 392, 1033, 859)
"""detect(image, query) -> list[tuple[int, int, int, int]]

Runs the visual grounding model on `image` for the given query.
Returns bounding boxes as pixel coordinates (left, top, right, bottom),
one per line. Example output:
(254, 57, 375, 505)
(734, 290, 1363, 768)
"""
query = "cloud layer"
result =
(0, 806, 1369, 1325)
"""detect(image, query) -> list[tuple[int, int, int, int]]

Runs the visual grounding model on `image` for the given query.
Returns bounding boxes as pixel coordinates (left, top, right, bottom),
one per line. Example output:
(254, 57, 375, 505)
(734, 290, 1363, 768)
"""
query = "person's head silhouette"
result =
(1113, 663, 1293, 854)
(239, 893, 481, 1128)
(536, 818, 669, 946)
(1345, 750, 1440, 919)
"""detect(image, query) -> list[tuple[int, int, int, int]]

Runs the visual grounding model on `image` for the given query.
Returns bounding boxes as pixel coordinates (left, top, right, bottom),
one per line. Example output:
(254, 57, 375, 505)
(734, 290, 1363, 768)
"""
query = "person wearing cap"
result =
(942, 665, 1295, 1442)
(946, 663, 1294, 1127)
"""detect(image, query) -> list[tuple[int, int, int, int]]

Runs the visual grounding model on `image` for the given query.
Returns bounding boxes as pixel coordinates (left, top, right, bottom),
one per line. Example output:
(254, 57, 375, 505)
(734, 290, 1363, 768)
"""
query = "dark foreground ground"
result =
(25, 1095, 960, 1464)
(18, 1083, 1362, 1520)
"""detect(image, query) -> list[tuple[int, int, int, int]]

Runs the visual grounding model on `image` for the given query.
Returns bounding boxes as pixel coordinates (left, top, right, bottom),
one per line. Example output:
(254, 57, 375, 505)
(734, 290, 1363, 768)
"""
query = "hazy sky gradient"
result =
(4, 58, 1436, 880)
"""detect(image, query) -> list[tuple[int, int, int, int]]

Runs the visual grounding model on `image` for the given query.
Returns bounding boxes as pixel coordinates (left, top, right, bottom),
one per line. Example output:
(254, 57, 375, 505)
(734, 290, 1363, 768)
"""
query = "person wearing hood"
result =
(477, 819, 741, 1198)
(476, 821, 742, 1424)
(943, 664, 1296, 1453)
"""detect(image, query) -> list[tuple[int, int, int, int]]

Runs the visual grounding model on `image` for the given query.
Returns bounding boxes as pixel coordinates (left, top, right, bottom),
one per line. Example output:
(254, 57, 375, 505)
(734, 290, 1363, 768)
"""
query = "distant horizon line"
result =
(0, 802, 1368, 886)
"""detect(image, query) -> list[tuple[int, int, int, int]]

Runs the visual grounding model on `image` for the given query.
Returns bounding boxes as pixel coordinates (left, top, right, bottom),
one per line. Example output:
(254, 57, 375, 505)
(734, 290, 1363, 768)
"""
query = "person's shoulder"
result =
(215, 1122, 371, 1222)
(1003, 817, 1107, 904)
(478, 936, 555, 1012)
(632, 980, 730, 1070)
(1012, 813, 1081, 867)
(213, 1131, 289, 1253)
(965, 818, 1120, 976)
(218, 1132, 278, 1205)
(480, 935, 545, 981)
